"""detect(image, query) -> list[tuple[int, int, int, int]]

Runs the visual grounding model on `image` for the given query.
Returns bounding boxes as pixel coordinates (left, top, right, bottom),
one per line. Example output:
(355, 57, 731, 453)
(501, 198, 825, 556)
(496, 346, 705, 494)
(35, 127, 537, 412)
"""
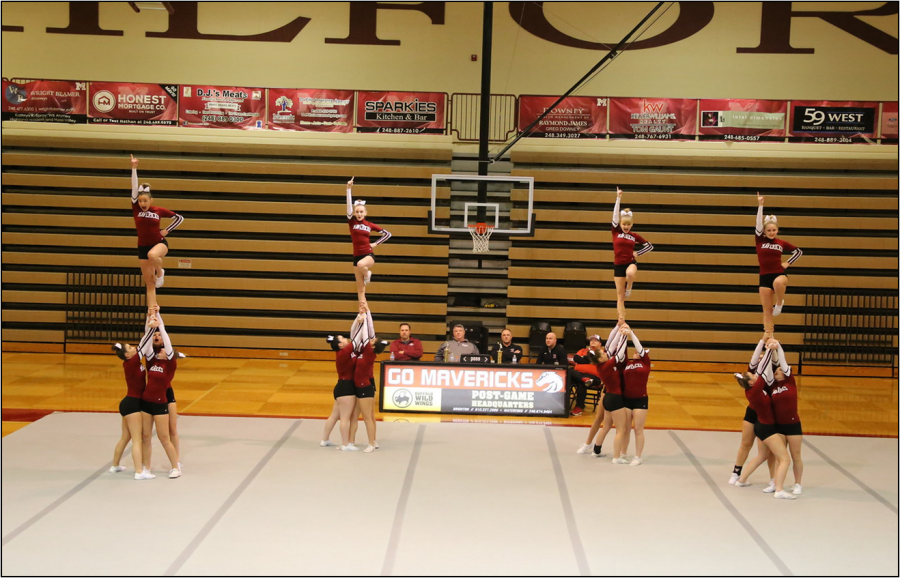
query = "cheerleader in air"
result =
(611, 187, 653, 323)
(346, 178, 392, 306)
(755, 192, 802, 336)
(131, 155, 184, 312)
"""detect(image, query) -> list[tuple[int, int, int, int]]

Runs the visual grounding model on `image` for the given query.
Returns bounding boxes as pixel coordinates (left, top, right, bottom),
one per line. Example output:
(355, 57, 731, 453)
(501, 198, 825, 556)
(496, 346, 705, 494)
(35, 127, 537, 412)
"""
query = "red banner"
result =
(880, 102, 898, 143)
(608, 97, 697, 140)
(518, 95, 607, 138)
(88, 82, 177, 126)
(2, 79, 87, 124)
(788, 100, 878, 143)
(697, 99, 787, 141)
(179, 85, 266, 129)
(268, 88, 353, 132)
(356, 91, 445, 134)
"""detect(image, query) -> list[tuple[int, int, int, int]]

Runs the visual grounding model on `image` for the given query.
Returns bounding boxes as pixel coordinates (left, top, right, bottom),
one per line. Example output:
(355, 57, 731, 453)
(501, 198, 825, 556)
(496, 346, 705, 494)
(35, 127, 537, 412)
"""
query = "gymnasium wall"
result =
(2, 2, 898, 367)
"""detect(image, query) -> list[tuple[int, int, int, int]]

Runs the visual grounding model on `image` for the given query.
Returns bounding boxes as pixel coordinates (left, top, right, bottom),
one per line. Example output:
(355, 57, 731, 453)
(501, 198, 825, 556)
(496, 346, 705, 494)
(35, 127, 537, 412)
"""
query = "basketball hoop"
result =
(468, 222, 494, 253)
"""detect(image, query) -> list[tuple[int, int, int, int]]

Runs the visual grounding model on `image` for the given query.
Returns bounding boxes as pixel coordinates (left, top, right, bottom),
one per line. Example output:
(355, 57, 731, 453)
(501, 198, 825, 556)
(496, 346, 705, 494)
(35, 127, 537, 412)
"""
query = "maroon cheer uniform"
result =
(611, 195, 653, 265)
(335, 344, 356, 380)
(622, 352, 651, 399)
(131, 168, 183, 251)
(770, 375, 799, 425)
(346, 184, 391, 257)
(122, 354, 146, 399)
(143, 358, 174, 405)
(354, 342, 376, 388)
(755, 205, 801, 275)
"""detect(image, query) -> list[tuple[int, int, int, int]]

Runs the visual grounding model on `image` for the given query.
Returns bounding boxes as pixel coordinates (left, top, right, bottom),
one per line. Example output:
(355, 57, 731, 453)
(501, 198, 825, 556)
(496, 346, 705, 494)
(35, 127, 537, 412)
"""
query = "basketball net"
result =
(468, 223, 494, 253)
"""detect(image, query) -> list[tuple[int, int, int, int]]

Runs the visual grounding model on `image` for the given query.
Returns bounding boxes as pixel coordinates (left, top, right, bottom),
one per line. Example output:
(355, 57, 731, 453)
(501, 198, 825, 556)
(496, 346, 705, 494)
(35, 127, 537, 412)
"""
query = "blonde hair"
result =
(620, 208, 634, 222)
(764, 215, 778, 228)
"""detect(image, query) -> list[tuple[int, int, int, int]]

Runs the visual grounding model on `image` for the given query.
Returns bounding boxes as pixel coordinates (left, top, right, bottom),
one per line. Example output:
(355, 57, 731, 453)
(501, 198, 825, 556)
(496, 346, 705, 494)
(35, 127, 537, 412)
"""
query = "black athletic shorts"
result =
(356, 384, 376, 399)
(754, 422, 778, 441)
(333, 379, 356, 399)
(613, 261, 637, 278)
(353, 253, 374, 266)
(140, 400, 169, 416)
(137, 238, 168, 260)
(166, 387, 176, 405)
(743, 406, 758, 425)
(119, 396, 142, 417)
(623, 396, 649, 410)
(759, 272, 787, 290)
(602, 392, 625, 412)
(776, 422, 803, 436)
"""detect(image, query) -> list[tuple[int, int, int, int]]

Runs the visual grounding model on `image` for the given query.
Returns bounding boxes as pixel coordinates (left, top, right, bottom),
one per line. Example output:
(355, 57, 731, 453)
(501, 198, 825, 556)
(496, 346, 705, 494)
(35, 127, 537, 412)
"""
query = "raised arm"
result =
(605, 324, 625, 357)
(758, 345, 776, 385)
(612, 187, 622, 228)
(612, 327, 628, 363)
(350, 307, 375, 352)
(747, 338, 766, 373)
(138, 315, 157, 360)
(155, 312, 175, 360)
(346, 177, 355, 219)
(775, 342, 791, 377)
(630, 330, 646, 357)
(131, 154, 140, 204)
(755, 192, 764, 236)
(140, 314, 158, 360)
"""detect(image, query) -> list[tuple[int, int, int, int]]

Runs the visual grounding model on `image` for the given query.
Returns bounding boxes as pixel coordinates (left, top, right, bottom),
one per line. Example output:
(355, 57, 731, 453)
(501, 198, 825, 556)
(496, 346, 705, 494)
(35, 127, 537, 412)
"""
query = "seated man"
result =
(390, 323, 423, 361)
(489, 328, 524, 364)
(569, 334, 604, 416)
(534, 332, 567, 366)
(434, 323, 479, 362)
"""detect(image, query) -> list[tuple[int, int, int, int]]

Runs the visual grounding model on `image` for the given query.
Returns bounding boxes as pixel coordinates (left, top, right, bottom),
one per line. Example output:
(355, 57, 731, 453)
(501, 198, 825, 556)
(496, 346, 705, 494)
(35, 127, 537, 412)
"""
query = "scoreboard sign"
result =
(379, 362, 568, 417)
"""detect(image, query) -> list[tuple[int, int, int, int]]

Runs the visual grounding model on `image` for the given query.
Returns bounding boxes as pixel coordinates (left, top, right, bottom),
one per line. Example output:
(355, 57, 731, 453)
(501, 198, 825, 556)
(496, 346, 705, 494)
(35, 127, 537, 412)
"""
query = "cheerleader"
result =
(580, 326, 628, 457)
(592, 324, 630, 462)
(621, 328, 650, 466)
(755, 192, 802, 335)
(346, 178, 392, 305)
(350, 304, 379, 452)
(321, 334, 360, 451)
(131, 155, 184, 312)
(728, 339, 775, 485)
(152, 325, 183, 470)
(140, 310, 182, 479)
(611, 187, 653, 323)
(769, 340, 804, 495)
(734, 342, 795, 499)
(109, 319, 157, 480)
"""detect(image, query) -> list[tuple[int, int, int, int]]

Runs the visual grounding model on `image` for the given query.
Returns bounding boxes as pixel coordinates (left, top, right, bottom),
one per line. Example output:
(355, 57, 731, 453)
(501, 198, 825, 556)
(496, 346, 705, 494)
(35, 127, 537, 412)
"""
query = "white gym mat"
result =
(2, 413, 897, 576)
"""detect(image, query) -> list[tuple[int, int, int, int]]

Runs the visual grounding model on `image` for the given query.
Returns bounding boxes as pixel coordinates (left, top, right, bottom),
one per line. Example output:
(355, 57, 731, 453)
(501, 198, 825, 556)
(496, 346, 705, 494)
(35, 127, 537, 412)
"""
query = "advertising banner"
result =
(268, 88, 353, 132)
(179, 85, 266, 129)
(379, 362, 568, 417)
(2, 79, 87, 124)
(880, 102, 898, 144)
(788, 100, 878, 143)
(356, 91, 446, 134)
(697, 99, 787, 141)
(608, 97, 697, 140)
(518, 95, 607, 138)
(88, 82, 177, 126)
